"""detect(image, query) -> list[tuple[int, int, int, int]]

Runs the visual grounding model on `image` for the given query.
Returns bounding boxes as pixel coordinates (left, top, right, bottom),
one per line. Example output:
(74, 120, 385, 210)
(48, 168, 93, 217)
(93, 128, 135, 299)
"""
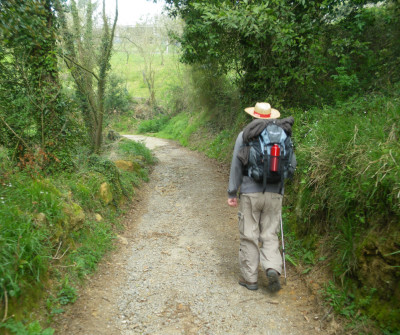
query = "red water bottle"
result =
(270, 144, 280, 172)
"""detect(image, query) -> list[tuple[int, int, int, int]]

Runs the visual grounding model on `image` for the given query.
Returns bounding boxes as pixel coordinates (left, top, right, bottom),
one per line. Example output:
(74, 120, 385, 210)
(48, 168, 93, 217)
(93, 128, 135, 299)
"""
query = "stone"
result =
(63, 202, 85, 231)
(117, 235, 129, 245)
(114, 159, 142, 172)
(114, 160, 134, 172)
(99, 182, 113, 205)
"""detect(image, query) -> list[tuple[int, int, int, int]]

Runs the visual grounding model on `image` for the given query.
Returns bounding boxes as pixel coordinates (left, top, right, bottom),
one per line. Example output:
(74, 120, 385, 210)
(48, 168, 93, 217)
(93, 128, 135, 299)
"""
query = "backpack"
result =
(245, 122, 294, 192)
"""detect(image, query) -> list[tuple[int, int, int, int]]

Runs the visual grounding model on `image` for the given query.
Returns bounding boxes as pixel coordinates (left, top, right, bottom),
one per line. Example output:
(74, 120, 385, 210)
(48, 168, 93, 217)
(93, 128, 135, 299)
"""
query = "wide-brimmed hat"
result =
(244, 102, 280, 119)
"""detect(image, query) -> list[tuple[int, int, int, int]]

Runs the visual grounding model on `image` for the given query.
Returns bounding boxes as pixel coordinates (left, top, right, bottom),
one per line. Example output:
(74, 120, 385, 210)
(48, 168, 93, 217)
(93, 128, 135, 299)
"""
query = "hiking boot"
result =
(266, 269, 281, 293)
(238, 278, 258, 291)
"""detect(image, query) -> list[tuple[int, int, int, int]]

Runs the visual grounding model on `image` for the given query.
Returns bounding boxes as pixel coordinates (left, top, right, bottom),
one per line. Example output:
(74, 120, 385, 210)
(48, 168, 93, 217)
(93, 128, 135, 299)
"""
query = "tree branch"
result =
(102, 0, 119, 64)
(62, 54, 100, 82)
(66, 64, 99, 127)
(116, 35, 144, 54)
(0, 114, 31, 151)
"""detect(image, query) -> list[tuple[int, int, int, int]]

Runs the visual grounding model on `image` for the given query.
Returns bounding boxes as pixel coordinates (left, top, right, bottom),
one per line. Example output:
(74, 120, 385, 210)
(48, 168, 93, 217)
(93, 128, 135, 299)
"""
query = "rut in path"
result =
(55, 136, 330, 335)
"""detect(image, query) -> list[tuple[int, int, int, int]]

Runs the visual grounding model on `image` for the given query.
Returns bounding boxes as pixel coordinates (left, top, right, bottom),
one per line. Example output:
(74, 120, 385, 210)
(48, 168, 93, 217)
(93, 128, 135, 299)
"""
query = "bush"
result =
(105, 74, 133, 115)
(117, 138, 156, 166)
(137, 115, 170, 134)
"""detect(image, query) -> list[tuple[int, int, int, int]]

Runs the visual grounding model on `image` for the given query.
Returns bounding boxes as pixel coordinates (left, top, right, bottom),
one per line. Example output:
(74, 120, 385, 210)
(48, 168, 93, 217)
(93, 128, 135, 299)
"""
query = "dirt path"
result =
(54, 135, 331, 335)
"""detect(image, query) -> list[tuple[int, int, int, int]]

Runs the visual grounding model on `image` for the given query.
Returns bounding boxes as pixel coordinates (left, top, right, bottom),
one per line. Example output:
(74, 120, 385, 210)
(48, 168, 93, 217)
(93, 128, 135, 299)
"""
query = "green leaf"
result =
(285, 254, 297, 267)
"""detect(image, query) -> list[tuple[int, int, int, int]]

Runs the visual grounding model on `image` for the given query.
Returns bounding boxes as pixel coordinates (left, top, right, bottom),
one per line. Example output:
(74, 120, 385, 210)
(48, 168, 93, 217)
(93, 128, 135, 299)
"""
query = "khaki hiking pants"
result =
(238, 192, 283, 283)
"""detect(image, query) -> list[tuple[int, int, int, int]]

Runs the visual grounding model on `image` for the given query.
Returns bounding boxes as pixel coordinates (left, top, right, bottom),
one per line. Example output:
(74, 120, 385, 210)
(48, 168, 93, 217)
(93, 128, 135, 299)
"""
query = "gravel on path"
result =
(54, 136, 329, 335)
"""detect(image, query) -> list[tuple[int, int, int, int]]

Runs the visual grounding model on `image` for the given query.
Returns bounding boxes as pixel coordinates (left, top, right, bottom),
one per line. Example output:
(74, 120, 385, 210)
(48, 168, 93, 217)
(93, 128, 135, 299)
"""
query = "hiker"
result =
(227, 102, 296, 292)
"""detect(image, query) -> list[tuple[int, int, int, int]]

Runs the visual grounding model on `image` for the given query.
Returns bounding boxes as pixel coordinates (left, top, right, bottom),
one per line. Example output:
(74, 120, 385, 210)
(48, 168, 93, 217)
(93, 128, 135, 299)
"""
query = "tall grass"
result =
(0, 176, 60, 301)
(292, 91, 400, 237)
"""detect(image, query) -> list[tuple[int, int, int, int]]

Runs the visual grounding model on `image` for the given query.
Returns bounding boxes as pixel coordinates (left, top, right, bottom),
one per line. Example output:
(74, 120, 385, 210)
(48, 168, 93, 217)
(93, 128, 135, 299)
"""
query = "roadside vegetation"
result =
(0, 139, 155, 334)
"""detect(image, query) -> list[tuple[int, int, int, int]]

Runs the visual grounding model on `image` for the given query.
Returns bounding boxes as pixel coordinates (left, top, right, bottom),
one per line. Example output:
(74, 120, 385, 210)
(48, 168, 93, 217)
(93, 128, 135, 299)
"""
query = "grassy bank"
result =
(0, 138, 155, 334)
(287, 89, 400, 334)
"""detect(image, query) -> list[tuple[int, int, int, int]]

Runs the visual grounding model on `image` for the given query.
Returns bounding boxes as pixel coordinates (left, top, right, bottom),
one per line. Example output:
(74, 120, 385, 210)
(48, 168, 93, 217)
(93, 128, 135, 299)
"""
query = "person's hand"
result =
(227, 197, 238, 207)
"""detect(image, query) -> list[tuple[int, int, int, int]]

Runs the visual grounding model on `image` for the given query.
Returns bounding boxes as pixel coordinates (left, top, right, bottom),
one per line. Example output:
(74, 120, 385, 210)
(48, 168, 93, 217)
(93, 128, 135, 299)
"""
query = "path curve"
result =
(55, 135, 327, 335)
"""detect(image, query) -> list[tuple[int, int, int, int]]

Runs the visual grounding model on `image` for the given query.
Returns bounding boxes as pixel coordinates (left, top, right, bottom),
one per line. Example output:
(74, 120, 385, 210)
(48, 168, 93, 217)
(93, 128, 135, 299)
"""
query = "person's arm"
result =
(227, 133, 244, 207)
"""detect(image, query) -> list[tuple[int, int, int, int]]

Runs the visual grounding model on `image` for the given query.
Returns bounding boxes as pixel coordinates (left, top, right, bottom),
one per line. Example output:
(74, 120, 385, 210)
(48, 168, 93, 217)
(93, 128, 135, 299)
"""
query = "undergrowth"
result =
(0, 138, 155, 334)
(137, 115, 170, 134)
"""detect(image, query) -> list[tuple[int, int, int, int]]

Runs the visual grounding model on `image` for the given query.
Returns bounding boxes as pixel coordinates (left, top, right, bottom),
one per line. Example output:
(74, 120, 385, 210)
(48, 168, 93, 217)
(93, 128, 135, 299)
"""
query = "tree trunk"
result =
(56, 0, 118, 153)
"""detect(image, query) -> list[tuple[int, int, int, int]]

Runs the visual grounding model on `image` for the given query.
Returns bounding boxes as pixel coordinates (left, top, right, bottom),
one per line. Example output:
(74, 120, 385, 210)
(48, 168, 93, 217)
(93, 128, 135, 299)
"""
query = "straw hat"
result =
(244, 102, 280, 119)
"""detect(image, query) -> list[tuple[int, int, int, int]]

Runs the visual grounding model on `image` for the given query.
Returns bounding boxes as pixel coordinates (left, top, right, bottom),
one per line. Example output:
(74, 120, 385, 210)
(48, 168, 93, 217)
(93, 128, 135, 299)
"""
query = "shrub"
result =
(105, 74, 133, 115)
(137, 115, 170, 134)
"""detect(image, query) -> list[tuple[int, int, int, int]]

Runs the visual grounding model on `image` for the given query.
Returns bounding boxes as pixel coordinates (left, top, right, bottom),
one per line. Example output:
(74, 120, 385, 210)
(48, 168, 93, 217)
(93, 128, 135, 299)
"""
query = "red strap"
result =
(253, 111, 271, 118)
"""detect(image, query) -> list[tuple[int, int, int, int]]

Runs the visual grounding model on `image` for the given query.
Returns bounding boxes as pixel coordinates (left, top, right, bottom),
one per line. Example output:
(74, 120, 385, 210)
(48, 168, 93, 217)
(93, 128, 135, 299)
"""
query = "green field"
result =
(110, 49, 185, 105)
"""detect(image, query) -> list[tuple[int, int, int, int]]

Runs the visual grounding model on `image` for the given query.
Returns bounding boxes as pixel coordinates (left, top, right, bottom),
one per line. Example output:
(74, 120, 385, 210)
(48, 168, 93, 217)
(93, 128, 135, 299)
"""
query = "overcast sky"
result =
(105, 0, 165, 25)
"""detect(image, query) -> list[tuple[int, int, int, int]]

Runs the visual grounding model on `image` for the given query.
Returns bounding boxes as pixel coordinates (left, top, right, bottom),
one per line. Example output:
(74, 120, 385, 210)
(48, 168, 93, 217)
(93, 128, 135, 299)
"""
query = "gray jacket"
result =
(227, 131, 297, 198)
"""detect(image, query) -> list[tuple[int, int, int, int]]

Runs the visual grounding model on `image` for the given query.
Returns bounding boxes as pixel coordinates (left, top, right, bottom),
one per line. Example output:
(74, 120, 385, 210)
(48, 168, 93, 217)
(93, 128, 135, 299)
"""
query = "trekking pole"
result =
(280, 214, 287, 285)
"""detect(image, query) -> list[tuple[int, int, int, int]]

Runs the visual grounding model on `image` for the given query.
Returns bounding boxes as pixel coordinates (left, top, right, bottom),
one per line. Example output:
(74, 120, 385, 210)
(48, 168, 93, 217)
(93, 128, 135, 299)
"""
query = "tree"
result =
(164, 0, 327, 104)
(56, 0, 118, 153)
(165, 0, 399, 106)
(117, 22, 158, 108)
(116, 15, 180, 110)
(0, 0, 67, 166)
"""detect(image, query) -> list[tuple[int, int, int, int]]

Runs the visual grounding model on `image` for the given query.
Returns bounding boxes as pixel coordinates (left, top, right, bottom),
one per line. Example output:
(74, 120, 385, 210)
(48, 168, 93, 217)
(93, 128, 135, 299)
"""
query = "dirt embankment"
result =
(54, 135, 340, 335)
